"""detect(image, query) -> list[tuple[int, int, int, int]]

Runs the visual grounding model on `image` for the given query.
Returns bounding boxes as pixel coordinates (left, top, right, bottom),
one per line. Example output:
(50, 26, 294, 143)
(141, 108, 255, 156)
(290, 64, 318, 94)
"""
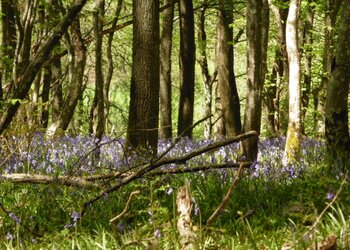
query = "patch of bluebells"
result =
(0, 133, 325, 184)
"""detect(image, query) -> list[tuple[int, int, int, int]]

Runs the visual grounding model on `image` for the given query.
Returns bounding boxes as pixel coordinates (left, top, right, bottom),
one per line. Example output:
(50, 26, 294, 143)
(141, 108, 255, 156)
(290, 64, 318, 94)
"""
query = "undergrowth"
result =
(0, 134, 349, 249)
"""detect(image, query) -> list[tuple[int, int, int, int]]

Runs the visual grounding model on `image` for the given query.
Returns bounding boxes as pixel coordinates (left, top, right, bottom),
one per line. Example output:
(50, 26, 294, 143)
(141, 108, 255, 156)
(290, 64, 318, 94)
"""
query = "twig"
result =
(109, 190, 140, 223)
(206, 163, 247, 225)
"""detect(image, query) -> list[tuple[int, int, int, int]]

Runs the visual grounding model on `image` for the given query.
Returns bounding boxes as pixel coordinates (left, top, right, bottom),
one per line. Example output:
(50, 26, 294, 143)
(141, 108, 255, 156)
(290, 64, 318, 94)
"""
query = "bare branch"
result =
(0, 173, 100, 190)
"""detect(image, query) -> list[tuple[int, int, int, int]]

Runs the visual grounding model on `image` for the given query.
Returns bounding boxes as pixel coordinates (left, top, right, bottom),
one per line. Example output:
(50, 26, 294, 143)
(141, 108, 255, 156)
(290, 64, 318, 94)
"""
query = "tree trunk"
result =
(284, 0, 302, 164)
(301, 0, 315, 135)
(315, 0, 341, 136)
(90, 0, 105, 139)
(46, 18, 87, 136)
(265, 0, 289, 137)
(0, 0, 87, 135)
(216, 0, 241, 137)
(1, 0, 17, 101)
(159, 0, 174, 140)
(325, 1, 350, 170)
(197, 2, 217, 140)
(241, 0, 269, 161)
(126, 0, 160, 154)
(177, 0, 195, 138)
(105, 0, 123, 134)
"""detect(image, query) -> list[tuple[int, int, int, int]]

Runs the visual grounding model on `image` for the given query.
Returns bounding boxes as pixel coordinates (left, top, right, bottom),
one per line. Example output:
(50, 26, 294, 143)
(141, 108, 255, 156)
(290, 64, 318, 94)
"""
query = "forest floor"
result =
(0, 133, 349, 249)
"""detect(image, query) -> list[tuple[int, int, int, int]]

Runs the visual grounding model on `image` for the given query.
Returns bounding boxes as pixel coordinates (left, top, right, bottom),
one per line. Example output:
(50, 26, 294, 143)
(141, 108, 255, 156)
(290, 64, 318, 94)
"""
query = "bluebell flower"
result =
(154, 229, 162, 239)
(6, 232, 13, 241)
(9, 212, 21, 224)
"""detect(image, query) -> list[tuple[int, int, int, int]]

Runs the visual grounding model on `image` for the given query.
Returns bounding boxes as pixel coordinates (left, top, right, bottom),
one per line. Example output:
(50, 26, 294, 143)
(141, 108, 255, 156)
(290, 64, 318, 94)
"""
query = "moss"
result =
(285, 123, 301, 164)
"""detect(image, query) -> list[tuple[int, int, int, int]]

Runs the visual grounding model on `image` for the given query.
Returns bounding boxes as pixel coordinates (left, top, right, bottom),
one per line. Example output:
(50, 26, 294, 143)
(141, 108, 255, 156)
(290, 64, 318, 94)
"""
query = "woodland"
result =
(0, 0, 350, 249)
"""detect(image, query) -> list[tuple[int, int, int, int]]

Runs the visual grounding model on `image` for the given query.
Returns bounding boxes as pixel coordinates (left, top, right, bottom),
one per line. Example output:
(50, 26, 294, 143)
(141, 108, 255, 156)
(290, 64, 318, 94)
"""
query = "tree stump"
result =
(176, 180, 196, 250)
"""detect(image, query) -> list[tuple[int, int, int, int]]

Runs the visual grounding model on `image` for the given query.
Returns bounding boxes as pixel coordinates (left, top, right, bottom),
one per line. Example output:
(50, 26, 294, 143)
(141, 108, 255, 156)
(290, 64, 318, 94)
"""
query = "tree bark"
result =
(216, 0, 241, 138)
(177, 0, 195, 138)
(46, 18, 87, 136)
(301, 0, 315, 135)
(325, 1, 350, 169)
(315, 0, 341, 136)
(90, 0, 105, 139)
(159, 0, 174, 140)
(105, 0, 123, 134)
(265, 0, 289, 137)
(241, 0, 269, 161)
(284, 0, 302, 164)
(126, 0, 160, 154)
(197, 2, 217, 140)
(1, 0, 17, 101)
(0, 0, 87, 135)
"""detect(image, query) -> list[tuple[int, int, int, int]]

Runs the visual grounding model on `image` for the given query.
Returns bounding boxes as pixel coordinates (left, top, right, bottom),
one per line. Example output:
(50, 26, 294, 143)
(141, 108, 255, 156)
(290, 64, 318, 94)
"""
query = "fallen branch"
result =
(80, 131, 258, 217)
(0, 173, 100, 190)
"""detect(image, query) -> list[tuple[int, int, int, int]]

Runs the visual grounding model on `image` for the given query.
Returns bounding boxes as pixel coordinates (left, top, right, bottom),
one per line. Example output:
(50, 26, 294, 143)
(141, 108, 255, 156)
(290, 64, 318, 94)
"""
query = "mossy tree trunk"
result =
(284, 0, 302, 164)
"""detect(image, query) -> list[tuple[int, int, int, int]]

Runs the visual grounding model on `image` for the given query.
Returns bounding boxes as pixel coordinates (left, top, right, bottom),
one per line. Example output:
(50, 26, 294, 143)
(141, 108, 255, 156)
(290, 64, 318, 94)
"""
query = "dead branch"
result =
(206, 163, 245, 225)
(109, 190, 140, 223)
(0, 173, 100, 190)
(80, 131, 258, 218)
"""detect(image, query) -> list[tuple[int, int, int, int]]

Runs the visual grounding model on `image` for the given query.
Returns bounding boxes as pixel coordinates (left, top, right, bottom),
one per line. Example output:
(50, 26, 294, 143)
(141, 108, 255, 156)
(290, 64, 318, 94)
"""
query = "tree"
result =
(0, 0, 87, 135)
(284, 0, 301, 164)
(104, 0, 123, 133)
(126, 0, 160, 153)
(325, 1, 350, 169)
(265, 0, 289, 137)
(241, 0, 269, 161)
(47, 17, 87, 135)
(90, 0, 105, 139)
(301, 0, 316, 134)
(1, 0, 17, 102)
(315, 0, 341, 135)
(177, 0, 195, 138)
(197, 1, 217, 139)
(216, 0, 241, 137)
(159, 0, 175, 140)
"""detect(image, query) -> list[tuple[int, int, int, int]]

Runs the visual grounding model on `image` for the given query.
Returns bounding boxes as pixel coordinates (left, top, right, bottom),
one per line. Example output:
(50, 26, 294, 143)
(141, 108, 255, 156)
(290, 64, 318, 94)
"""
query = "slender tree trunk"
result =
(315, 0, 341, 136)
(197, 1, 217, 140)
(325, 1, 350, 170)
(301, 0, 315, 135)
(51, 51, 63, 123)
(159, 0, 174, 140)
(284, 0, 301, 164)
(266, 0, 288, 136)
(1, 0, 17, 101)
(126, 0, 160, 154)
(177, 0, 195, 138)
(90, 0, 105, 139)
(105, 0, 123, 134)
(241, 0, 269, 161)
(216, 0, 241, 137)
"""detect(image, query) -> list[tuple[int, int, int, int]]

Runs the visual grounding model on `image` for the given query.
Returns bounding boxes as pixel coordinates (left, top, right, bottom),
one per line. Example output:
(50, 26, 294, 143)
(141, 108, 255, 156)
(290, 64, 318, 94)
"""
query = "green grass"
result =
(1, 135, 349, 249)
